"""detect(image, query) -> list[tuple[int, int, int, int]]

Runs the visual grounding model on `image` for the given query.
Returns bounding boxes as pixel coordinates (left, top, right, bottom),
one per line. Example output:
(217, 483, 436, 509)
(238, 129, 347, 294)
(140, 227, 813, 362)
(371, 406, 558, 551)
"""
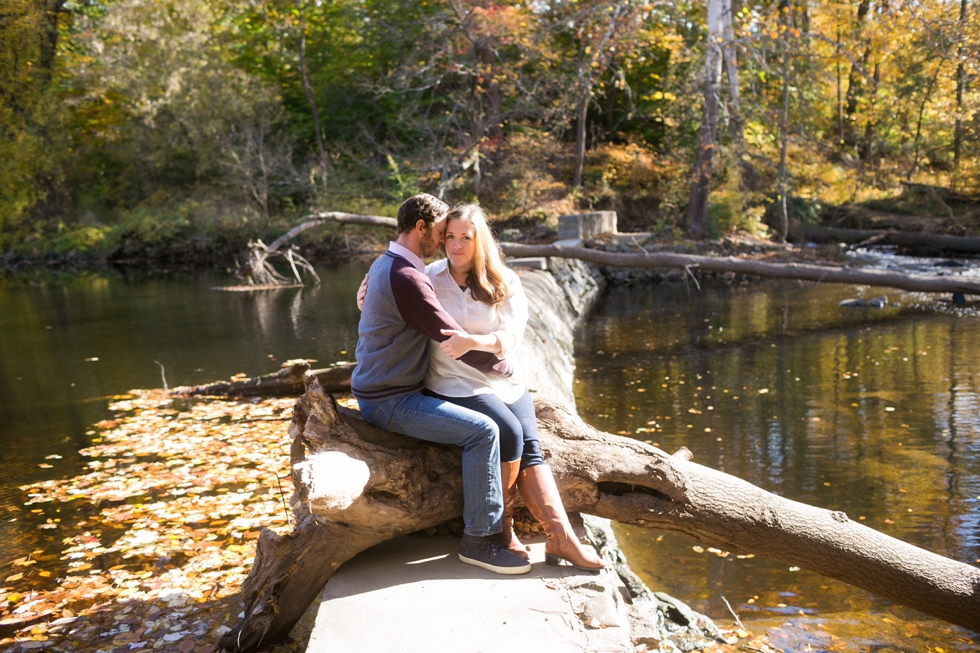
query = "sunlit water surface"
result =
(2, 265, 979, 651)
(575, 277, 980, 651)
(0, 266, 366, 567)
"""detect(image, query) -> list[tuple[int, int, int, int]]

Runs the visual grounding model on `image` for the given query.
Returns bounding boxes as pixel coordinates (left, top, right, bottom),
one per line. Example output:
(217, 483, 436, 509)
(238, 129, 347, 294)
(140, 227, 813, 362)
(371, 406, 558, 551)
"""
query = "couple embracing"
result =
(351, 193, 603, 575)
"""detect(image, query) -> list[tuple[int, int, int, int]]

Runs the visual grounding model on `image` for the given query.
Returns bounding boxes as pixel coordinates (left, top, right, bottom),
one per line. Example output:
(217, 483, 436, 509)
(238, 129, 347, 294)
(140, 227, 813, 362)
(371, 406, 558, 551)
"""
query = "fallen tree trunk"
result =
(800, 225, 980, 254)
(219, 377, 980, 650)
(499, 242, 980, 295)
(175, 361, 354, 398)
(236, 213, 397, 286)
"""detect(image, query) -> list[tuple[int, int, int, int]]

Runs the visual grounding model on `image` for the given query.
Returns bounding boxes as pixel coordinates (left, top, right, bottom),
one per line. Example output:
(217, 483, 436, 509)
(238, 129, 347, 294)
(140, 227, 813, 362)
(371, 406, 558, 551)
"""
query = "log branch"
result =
(500, 242, 980, 295)
(236, 213, 398, 287)
(220, 378, 980, 650)
(802, 226, 980, 254)
(175, 361, 354, 398)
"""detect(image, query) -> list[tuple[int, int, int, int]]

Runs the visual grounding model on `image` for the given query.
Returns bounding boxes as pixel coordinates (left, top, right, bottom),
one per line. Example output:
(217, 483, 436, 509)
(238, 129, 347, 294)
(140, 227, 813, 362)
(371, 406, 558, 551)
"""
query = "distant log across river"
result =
(500, 243, 980, 296)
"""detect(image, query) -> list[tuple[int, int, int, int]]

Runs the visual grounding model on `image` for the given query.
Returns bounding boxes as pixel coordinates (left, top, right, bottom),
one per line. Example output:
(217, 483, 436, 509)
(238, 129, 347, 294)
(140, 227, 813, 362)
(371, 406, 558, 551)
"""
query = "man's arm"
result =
(390, 263, 512, 377)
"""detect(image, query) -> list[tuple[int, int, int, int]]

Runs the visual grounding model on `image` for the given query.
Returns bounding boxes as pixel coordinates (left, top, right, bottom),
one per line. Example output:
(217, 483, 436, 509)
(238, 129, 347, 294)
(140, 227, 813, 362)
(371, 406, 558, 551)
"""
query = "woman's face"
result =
(444, 218, 477, 271)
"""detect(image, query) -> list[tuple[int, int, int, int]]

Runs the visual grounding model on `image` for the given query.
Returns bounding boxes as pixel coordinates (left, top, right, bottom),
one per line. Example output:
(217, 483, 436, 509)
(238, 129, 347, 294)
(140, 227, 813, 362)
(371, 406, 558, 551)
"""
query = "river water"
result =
(576, 275, 980, 650)
(1, 264, 978, 650)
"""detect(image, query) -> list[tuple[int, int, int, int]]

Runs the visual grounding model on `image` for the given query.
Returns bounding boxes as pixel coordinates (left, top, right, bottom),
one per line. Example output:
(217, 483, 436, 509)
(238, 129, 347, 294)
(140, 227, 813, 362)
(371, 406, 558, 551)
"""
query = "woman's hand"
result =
(356, 274, 369, 311)
(439, 329, 476, 359)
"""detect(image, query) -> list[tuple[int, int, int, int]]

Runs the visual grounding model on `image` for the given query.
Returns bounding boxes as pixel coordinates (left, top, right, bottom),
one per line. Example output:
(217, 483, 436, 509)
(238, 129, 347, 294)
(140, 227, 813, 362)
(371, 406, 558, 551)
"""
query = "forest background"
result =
(1, 0, 978, 266)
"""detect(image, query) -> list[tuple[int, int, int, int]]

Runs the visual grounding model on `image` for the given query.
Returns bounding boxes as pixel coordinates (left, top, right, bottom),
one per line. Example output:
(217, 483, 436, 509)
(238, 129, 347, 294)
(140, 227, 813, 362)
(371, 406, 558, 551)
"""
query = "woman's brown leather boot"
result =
(517, 464, 604, 571)
(497, 460, 529, 559)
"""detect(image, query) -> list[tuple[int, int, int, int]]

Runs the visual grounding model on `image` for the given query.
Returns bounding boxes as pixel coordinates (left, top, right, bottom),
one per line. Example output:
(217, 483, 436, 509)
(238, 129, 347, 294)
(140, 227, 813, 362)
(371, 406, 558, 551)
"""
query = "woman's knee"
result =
(465, 413, 499, 448)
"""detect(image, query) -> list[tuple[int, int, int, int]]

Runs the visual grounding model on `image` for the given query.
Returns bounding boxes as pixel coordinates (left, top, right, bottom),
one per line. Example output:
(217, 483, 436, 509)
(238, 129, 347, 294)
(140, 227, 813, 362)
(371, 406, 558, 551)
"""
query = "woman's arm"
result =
(438, 329, 500, 359)
(489, 273, 528, 358)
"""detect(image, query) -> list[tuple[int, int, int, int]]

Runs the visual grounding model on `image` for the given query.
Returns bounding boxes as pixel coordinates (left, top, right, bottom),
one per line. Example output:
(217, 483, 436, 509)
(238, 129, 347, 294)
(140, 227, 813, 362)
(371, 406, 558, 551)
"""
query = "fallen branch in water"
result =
(500, 242, 980, 295)
(236, 213, 397, 287)
(175, 360, 355, 398)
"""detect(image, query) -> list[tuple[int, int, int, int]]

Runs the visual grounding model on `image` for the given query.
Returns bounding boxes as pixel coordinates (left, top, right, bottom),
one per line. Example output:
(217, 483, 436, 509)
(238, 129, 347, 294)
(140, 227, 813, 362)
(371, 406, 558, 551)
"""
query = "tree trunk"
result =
(953, 0, 968, 168)
(685, 0, 725, 239)
(176, 361, 355, 398)
(220, 378, 980, 650)
(721, 0, 757, 189)
(498, 242, 980, 295)
(843, 0, 871, 148)
(776, 2, 791, 243)
(799, 226, 980, 253)
(297, 1, 329, 193)
(234, 212, 396, 286)
(572, 79, 591, 188)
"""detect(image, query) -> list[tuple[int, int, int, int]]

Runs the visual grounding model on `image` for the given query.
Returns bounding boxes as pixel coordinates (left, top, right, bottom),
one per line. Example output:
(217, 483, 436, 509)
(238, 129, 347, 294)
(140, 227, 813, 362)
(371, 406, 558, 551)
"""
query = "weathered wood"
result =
(237, 213, 398, 286)
(264, 212, 396, 254)
(219, 378, 980, 650)
(176, 361, 354, 398)
(500, 242, 980, 295)
(801, 225, 980, 254)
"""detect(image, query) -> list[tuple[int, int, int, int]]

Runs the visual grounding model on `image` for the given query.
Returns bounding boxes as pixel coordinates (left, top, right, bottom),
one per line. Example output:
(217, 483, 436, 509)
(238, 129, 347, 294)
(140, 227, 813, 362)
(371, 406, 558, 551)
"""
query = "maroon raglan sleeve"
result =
(390, 261, 513, 377)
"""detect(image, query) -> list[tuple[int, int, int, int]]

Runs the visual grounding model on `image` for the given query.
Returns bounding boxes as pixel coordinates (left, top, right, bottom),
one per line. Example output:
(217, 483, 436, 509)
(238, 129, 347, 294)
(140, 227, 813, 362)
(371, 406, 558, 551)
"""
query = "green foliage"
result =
(2, 0, 979, 261)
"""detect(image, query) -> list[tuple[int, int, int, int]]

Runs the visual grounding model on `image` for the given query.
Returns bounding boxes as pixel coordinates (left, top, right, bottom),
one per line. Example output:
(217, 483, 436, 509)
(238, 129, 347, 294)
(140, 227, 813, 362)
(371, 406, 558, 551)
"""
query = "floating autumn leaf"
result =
(1, 389, 318, 653)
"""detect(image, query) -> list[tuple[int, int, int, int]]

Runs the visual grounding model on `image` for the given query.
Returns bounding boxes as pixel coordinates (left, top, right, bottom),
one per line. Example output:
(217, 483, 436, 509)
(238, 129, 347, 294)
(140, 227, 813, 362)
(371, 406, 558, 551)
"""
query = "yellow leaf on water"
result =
(5, 573, 23, 582)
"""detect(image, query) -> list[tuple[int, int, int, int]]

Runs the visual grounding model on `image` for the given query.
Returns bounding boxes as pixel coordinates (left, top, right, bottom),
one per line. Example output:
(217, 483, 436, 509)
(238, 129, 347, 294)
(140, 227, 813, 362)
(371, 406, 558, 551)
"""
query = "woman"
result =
(359, 204, 603, 570)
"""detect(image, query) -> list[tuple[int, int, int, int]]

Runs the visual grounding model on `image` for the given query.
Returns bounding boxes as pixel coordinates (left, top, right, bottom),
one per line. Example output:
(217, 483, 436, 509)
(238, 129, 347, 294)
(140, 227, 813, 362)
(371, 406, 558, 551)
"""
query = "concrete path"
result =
(307, 533, 634, 653)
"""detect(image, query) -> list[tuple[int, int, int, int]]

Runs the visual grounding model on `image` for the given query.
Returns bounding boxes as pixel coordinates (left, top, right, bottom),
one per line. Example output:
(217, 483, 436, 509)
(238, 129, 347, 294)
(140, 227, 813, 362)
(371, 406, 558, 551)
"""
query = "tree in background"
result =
(1, 0, 978, 257)
(0, 0, 69, 248)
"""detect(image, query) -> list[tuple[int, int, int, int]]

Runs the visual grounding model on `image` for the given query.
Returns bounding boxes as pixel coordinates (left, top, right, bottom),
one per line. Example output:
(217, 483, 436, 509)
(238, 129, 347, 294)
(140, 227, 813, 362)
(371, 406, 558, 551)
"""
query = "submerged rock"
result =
(839, 295, 888, 309)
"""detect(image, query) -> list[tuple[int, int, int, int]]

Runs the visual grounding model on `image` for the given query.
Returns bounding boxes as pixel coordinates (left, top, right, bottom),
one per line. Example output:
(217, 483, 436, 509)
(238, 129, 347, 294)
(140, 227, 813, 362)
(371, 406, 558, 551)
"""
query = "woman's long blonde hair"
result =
(447, 203, 508, 305)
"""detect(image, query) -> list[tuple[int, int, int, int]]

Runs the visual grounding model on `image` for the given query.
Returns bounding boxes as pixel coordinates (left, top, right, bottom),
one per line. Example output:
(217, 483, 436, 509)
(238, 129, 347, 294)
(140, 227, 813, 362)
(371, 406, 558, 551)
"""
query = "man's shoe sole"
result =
(458, 553, 531, 575)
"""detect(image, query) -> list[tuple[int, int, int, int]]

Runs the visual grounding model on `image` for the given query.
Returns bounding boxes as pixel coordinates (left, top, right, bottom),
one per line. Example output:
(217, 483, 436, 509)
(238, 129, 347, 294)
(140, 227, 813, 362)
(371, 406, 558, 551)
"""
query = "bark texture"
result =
(800, 226, 980, 254)
(220, 377, 980, 650)
(685, 0, 724, 239)
(176, 361, 355, 398)
(499, 242, 980, 295)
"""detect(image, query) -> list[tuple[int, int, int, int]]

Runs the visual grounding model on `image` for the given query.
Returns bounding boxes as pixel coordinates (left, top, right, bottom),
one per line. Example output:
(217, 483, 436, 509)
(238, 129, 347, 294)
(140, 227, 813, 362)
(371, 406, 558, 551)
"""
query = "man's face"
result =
(419, 216, 447, 258)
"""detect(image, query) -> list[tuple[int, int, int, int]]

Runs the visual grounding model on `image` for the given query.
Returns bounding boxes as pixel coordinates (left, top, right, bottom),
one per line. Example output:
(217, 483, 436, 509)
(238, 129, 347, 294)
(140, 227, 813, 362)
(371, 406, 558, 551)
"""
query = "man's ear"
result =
(415, 219, 427, 234)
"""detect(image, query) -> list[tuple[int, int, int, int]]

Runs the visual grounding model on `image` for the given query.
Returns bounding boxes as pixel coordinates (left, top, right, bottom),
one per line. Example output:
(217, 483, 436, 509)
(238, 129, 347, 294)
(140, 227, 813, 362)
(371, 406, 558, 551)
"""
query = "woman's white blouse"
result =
(424, 258, 527, 404)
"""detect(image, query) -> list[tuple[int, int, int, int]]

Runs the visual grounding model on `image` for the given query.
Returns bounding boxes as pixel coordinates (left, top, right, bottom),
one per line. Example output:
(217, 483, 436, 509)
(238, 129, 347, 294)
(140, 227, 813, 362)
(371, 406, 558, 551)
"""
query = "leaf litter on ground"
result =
(1, 389, 328, 652)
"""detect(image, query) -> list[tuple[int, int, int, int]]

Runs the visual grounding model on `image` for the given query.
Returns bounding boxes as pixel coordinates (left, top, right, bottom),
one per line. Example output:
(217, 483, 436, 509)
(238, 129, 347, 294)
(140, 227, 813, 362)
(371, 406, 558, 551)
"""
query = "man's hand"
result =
(356, 274, 369, 310)
(439, 329, 476, 359)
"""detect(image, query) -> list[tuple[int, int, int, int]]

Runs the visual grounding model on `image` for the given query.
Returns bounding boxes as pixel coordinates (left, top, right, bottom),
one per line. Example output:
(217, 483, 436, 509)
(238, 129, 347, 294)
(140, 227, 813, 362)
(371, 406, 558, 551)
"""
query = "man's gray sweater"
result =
(351, 251, 513, 403)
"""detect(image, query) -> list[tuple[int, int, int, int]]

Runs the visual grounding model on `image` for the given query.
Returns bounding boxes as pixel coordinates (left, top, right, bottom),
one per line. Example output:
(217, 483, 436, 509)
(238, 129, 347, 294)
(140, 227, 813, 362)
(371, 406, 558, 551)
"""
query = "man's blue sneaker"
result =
(458, 534, 532, 575)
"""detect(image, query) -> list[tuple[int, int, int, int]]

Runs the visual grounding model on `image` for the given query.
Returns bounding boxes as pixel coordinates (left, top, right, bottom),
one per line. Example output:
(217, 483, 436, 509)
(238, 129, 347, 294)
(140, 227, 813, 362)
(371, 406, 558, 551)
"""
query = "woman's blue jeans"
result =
(426, 390, 544, 471)
(358, 392, 503, 537)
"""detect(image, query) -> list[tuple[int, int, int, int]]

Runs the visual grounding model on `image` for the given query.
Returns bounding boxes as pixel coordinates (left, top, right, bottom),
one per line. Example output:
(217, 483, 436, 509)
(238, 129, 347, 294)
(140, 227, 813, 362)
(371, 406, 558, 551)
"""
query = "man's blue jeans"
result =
(358, 392, 503, 537)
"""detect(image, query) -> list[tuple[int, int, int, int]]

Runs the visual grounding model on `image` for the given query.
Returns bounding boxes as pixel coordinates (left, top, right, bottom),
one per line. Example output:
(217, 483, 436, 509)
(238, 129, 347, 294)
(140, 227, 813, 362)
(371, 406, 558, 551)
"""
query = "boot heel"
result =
(545, 553, 561, 566)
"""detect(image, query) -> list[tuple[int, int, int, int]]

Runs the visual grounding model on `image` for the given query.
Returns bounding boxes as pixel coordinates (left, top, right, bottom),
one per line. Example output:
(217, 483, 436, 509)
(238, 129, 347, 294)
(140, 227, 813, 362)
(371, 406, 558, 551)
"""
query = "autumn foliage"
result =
(0, 0, 977, 259)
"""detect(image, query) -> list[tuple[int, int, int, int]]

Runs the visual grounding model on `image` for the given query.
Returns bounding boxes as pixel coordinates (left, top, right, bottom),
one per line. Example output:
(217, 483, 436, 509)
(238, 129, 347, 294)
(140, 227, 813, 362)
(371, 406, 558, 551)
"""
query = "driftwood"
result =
(219, 377, 980, 651)
(500, 242, 980, 295)
(237, 213, 397, 286)
(176, 361, 355, 398)
(801, 225, 980, 254)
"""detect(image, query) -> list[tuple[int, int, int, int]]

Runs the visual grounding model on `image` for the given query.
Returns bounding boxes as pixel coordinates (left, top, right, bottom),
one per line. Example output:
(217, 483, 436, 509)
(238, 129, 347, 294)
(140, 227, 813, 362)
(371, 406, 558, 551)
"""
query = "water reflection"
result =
(576, 279, 980, 648)
(0, 266, 367, 565)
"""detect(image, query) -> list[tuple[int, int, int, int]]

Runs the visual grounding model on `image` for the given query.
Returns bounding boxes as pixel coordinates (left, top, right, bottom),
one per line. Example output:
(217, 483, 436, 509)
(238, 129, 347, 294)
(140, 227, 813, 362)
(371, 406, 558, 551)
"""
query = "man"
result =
(352, 193, 530, 575)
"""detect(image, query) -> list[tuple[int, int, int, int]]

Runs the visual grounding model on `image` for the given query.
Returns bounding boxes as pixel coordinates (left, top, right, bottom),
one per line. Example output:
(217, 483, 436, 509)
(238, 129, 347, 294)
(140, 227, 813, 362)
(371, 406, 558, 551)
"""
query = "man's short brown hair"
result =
(396, 193, 449, 233)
